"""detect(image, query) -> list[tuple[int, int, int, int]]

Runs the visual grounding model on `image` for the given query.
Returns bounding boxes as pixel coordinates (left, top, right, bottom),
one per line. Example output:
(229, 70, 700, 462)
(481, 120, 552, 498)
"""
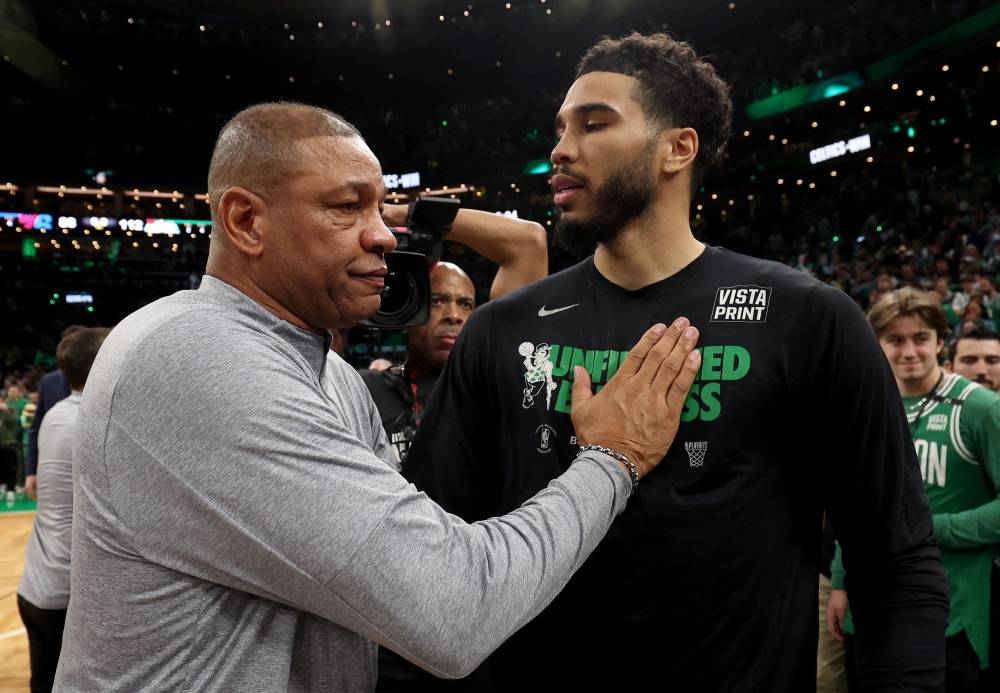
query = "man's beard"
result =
(553, 140, 657, 259)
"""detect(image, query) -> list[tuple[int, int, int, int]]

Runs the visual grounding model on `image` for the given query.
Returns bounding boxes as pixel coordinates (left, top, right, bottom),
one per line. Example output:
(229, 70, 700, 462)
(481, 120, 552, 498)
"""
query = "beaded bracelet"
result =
(578, 444, 639, 495)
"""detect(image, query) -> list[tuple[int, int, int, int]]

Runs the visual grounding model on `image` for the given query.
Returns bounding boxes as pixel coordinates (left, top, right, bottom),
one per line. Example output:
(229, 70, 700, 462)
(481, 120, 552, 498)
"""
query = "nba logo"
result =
(536, 424, 556, 454)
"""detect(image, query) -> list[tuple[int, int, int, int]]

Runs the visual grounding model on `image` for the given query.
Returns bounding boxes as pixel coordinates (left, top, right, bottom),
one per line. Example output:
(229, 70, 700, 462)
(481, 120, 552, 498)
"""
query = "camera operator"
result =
(363, 206, 547, 463)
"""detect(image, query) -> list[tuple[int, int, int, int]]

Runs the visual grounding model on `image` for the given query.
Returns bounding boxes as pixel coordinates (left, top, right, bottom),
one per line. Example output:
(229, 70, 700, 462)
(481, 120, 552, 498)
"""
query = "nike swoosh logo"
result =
(538, 304, 580, 317)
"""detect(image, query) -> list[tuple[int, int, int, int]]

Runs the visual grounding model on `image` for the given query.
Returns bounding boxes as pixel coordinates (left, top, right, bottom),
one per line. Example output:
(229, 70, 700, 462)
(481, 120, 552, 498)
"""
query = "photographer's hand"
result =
(381, 204, 408, 229)
(570, 319, 701, 480)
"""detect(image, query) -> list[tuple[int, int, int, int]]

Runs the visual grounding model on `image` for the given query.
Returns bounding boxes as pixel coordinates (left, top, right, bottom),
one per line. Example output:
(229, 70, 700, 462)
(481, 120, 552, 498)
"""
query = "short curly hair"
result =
(577, 33, 733, 191)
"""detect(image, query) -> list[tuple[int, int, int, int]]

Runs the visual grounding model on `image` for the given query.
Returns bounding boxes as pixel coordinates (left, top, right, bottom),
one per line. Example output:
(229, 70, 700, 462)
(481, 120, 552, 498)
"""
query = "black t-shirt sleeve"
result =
(402, 303, 502, 522)
(795, 284, 949, 690)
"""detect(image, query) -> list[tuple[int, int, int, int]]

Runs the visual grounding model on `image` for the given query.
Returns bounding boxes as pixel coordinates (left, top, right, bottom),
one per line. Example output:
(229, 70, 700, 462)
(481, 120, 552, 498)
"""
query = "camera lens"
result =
(359, 251, 430, 328)
(379, 270, 417, 317)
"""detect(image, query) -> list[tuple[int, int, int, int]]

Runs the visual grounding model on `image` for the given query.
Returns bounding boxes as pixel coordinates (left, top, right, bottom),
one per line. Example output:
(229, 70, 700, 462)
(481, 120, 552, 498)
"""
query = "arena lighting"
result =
(422, 185, 475, 197)
(809, 134, 871, 164)
(65, 292, 94, 304)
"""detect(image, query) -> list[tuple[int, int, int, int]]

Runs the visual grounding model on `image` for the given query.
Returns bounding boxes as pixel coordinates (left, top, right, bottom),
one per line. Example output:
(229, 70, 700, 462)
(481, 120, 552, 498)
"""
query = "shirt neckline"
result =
(583, 244, 719, 302)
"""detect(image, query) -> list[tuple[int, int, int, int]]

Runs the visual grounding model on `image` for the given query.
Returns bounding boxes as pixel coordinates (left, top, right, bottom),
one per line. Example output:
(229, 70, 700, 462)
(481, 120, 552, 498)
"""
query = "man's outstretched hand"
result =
(571, 319, 701, 480)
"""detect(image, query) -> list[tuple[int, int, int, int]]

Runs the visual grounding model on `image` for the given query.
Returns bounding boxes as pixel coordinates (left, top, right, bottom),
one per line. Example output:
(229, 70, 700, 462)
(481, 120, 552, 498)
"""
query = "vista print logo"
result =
(711, 285, 771, 323)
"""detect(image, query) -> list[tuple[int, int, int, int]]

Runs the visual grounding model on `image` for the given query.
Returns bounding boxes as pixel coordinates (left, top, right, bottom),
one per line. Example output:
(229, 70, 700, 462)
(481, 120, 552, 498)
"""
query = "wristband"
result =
(578, 444, 639, 495)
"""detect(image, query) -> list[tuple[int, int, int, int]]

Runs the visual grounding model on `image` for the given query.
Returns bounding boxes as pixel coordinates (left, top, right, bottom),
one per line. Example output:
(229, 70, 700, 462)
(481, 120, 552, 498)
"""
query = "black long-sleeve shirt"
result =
(404, 246, 950, 692)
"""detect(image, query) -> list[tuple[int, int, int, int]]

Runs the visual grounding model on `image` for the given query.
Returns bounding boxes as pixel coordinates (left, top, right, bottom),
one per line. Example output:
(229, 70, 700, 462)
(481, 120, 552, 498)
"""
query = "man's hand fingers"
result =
(653, 326, 699, 397)
(635, 320, 688, 385)
(614, 322, 678, 381)
(664, 347, 701, 415)
(570, 366, 594, 412)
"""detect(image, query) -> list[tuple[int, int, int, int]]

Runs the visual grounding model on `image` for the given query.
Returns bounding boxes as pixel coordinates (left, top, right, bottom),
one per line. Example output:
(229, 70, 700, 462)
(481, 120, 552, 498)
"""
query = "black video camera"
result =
(360, 196, 461, 328)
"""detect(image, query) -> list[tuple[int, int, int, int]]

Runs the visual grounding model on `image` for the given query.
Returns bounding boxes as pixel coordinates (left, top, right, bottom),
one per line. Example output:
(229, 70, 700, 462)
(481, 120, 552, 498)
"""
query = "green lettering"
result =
(681, 384, 701, 422)
(700, 383, 721, 421)
(606, 350, 621, 380)
(555, 379, 574, 413)
(722, 346, 751, 380)
(592, 350, 609, 383)
(585, 351, 595, 377)
(568, 349, 587, 380)
(701, 346, 723, 380)
(551, 345, 571, 377)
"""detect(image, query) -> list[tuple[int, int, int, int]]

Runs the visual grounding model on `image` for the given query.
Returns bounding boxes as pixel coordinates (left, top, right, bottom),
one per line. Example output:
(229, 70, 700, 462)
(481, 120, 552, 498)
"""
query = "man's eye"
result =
(584, 123, 604, 133)
(341, 202, 358, 211)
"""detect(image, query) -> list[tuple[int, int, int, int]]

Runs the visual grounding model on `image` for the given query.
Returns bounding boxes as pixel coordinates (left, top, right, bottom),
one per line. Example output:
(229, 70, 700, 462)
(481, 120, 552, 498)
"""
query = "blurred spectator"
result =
(980, 277, 1000, 319)
(0, 388, 19, 500)
(368, 359, 393, 372)
(953, 297, 998, 336)
(17, 327, 110, 693)
(5, 380, 30, 492)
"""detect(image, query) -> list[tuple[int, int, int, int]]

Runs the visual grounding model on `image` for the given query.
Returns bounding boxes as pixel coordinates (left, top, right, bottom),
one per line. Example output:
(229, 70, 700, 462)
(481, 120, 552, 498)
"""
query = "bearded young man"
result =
(946, 323, 1000, 393)
(829, 288, 1000, 692)
(403, 33, 949, 691)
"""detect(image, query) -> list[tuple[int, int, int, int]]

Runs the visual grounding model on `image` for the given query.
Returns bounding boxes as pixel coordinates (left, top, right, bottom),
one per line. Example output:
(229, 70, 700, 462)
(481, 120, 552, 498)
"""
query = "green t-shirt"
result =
(831, 373, 1000, 667)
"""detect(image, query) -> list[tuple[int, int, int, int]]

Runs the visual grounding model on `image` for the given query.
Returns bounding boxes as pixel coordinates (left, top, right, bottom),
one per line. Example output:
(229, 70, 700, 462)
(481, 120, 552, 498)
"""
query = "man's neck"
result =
(206, 269, 324, 334)
(898, 365, 943, 398)
(593, 206, 705, 291)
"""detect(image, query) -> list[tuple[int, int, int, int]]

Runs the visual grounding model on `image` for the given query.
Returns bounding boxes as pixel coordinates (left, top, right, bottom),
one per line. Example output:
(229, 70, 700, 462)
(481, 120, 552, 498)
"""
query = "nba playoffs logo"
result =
(711, 285, 771, 323)
(684, 441, 707, 467)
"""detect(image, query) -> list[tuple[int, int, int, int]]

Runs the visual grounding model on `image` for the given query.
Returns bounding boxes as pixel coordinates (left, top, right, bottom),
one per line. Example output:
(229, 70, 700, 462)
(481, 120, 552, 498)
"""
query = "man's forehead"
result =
(956, 339, 1000, 357)
(296, 135, 383, 183)
(431, 268, 474, 297)
(558, 72, 642, 120)
(886, 315, 936, 335)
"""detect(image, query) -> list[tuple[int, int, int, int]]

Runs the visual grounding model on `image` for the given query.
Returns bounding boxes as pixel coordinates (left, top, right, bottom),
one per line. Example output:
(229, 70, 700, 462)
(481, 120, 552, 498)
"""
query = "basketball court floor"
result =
(0, 510, 36, 691)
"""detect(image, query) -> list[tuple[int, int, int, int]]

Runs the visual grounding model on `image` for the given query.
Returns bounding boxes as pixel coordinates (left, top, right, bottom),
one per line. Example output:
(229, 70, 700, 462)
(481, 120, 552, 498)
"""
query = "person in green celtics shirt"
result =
(828, 286, 1000, 692)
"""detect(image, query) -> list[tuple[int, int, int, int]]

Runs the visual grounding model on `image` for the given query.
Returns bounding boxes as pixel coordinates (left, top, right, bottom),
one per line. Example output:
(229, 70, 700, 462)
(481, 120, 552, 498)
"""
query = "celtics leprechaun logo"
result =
(519, 342, 558, 410)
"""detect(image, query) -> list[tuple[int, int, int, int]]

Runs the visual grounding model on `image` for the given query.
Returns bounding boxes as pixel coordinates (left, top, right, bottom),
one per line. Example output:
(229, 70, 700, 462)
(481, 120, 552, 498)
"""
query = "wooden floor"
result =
(0, 512, 34, 693)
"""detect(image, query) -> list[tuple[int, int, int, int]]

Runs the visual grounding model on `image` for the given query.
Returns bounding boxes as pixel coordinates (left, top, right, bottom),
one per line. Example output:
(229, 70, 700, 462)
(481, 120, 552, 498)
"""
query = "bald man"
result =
(364, 206, 547, 463)
(54, 102, 703, 693)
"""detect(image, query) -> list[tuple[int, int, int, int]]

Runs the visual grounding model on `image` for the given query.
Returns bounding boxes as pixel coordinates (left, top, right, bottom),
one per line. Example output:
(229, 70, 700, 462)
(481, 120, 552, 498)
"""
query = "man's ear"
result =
(659, 127, 699, 177)
(944, 360, 954, 373)
(218, 186, 266, 258)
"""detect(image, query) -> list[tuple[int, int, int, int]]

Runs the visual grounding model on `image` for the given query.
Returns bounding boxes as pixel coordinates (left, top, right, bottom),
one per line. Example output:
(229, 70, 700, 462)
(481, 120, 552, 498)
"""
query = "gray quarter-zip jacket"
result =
(54, 275, 631, 692)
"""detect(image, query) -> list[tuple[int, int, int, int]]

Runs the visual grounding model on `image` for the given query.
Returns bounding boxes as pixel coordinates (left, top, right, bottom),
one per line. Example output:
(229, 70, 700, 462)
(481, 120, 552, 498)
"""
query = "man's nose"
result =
(364, 217, 397, 255)
(440, 302, 463, 323)
(551, 133, 578, 167)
